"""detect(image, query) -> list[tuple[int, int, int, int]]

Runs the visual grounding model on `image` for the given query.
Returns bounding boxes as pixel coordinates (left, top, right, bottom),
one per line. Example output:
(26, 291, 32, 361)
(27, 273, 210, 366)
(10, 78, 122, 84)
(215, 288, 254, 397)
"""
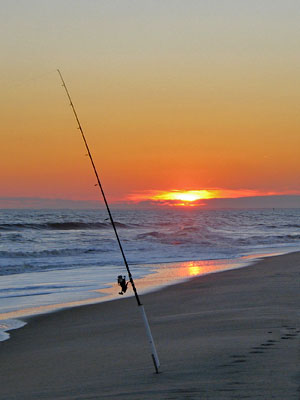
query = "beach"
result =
(0, 251, 299, 399)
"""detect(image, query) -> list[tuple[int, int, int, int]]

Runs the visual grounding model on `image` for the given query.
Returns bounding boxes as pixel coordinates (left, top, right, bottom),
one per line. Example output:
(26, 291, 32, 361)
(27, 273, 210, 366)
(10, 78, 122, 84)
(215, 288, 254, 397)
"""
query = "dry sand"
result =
(0, 252, 299, 399)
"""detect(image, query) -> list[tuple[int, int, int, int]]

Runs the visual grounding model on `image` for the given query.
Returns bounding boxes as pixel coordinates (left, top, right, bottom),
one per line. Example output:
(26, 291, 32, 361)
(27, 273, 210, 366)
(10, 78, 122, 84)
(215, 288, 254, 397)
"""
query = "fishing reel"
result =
(117, 275, 128, 295)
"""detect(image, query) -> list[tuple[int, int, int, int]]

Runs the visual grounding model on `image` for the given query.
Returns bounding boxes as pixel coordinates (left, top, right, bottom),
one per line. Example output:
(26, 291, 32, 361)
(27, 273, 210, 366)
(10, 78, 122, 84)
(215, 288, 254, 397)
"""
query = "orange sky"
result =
(1, 1, 300, 207)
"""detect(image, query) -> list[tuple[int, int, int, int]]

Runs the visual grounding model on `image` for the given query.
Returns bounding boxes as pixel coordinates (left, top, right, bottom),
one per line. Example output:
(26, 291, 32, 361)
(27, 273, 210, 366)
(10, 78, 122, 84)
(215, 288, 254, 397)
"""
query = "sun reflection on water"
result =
(188, 265, 201, 276)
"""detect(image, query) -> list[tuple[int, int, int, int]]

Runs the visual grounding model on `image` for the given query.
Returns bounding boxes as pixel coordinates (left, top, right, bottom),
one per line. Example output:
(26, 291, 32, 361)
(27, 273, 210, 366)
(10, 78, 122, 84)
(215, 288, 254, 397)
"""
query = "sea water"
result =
(0, 208, 299, 339)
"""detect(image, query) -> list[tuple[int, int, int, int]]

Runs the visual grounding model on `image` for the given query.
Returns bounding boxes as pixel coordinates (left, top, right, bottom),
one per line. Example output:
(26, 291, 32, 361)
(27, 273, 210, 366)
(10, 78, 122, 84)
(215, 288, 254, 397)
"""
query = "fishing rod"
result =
(57, 69, 160, 374)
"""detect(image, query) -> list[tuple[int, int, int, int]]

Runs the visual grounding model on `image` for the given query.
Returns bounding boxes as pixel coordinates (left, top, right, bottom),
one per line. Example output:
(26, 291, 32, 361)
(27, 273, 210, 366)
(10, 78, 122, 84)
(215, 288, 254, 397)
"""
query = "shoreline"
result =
(0, 247, 295, 325)
(0, 251, 299, 399)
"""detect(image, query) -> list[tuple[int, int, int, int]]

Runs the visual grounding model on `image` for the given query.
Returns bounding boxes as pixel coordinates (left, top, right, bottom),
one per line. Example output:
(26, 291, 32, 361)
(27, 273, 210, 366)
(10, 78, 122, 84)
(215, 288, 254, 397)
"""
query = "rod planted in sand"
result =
(57, 69, 160, 374)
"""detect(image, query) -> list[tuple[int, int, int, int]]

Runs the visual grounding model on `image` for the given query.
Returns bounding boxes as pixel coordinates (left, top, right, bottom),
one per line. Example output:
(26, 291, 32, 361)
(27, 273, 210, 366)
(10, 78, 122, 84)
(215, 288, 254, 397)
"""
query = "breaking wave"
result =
(0, 208, 299, 277)
(0, 247, 111, 258)
(0, 221, 131, 231)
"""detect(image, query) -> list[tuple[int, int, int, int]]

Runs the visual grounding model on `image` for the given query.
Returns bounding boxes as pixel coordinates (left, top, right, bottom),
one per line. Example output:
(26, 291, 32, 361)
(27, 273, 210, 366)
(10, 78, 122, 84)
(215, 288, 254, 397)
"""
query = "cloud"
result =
(119, 195, 300, 209)
(0, 194, 299, 209)
(201, 195, 300, 209)
(123, 188, 300, 209)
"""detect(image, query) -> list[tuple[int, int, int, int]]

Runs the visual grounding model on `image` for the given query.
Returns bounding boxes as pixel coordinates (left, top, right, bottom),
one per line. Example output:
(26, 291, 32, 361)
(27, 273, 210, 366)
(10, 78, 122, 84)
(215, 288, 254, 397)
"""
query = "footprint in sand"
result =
(260, 343, 275, 347)
(281, 335, 296, 339)
(249, 349, 264, 354)
(249, 346, 265, 354)
(230, 354, 246, 365)
(280, 326, 299, 340)
(230, 354, 246, 358)
(228, 355, 247, 364)
(248, 337, 278, 354)
(218, 356, 247, 368)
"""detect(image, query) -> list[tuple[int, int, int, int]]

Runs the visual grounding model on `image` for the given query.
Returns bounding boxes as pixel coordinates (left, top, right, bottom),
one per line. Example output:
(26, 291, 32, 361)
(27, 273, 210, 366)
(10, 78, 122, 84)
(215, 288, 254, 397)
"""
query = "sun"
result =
(152, 190, 217, 205)
(172, 192, 200, 202)
(171, 191, 211, 202)
(126, 188, 221, 207)
(125, 188, 297, 208)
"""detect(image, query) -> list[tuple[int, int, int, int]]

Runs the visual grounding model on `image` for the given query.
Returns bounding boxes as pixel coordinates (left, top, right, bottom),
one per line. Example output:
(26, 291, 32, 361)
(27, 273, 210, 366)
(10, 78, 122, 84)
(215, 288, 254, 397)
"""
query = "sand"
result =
(0, 252, 299, 399)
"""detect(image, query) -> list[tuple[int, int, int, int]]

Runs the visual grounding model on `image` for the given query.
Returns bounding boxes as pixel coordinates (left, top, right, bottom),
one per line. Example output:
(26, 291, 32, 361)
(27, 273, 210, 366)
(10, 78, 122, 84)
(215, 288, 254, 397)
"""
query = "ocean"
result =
(0, 208, 299, 340)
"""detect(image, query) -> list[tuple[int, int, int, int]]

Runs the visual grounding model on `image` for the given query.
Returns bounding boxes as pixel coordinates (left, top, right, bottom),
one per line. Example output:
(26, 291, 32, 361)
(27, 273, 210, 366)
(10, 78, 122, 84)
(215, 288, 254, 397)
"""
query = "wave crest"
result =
(0, 221, 130, 231)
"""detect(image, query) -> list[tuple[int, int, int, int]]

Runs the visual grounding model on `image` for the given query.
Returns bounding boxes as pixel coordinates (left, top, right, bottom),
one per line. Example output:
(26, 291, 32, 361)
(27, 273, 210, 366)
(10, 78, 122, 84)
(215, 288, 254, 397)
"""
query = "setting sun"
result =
(125, 188, 294, 208)
(126, 189, 220, 207)
(153, 190, 217, 203)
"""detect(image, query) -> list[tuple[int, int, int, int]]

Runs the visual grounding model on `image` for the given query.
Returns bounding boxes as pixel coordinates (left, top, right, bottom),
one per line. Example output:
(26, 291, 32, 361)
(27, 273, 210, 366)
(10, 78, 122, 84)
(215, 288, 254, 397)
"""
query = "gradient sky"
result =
(1, 0, 299, 205)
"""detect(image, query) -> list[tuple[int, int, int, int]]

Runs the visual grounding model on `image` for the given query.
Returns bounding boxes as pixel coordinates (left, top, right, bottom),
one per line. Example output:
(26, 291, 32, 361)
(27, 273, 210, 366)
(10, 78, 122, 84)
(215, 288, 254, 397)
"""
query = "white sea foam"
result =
(0, 319, 27, 342)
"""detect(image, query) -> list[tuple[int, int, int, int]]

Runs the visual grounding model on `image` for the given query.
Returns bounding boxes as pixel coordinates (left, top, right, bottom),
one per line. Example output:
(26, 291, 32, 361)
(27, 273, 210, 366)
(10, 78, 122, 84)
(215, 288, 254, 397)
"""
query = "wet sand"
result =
(0, 252, 299, 399)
